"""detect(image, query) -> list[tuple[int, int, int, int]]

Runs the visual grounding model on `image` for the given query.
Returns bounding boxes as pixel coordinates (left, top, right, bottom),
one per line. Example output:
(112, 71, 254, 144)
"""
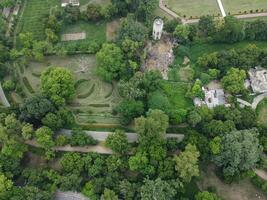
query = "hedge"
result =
(104, 82, 114, 99)
(22, 77, 34, 93)
(251, 174, 267, 194)
(74, 79, 89, 89)
(88, 104, 110, 107)
(32, 72, 41, 77)
(77, 84, 95, 99)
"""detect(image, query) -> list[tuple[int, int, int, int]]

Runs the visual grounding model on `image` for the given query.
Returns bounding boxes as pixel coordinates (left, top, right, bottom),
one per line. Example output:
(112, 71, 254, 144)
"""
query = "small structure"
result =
(61, 32, 86, 41)
(194, 81, 229, 109)
(153, 18, 164, 40)
(248, 67, 267, 93)
(61, 0, 80, 7)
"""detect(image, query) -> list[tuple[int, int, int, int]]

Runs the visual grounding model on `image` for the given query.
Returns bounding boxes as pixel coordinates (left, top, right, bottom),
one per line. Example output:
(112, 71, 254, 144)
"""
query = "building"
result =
(153, 18, 164, 40)
(248, 67, 267, 93)
(61, 0, 80, 7)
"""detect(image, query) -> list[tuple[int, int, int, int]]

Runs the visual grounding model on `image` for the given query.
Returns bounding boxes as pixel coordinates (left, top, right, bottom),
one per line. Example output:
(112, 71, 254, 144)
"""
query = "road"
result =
(60, 129, 185, 143)
(217, 0, 226, 17)
(0, 83, 10, 107)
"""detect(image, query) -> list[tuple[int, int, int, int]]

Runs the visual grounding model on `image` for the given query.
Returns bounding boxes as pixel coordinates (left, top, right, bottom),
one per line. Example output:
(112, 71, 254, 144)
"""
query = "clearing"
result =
(222, 0, 267, 15)
(16, 55, 122, 127)
(165, 0, 221, 19)
(198, 165, 267, 200)
(256, 98, 267, 127)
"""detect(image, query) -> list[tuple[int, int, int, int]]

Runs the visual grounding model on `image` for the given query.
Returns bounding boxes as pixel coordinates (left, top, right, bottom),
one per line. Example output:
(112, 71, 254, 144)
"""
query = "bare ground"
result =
(106, 19, 120, 41)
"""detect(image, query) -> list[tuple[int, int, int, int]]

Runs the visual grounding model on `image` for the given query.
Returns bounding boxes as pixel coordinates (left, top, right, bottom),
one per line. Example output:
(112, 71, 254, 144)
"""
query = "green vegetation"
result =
(17, 0, 59, 40)
(166, 0, 221, 19)
(222, 0, 267, 15)
(256, 98, 267, 127)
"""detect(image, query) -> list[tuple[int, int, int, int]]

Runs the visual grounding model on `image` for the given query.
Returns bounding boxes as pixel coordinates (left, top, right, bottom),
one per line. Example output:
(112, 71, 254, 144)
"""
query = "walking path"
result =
(236, 12, 267, 19)
(0, 83, 10, 107)
(54, 191, 89, 200)
(255, 169, 267, 181)
(159, 0, 185, 23)
(60, 129, 185, 143)
(216, 0, 226, 17)
(237, 93, 267, 110)
(237, 98, 252, 107)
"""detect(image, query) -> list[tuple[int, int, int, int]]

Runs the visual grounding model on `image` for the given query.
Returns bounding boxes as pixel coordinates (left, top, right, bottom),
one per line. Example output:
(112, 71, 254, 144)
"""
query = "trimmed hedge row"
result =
(104, 82, 114, 99)
(32, 72, 41, 77)
(74, 79, 89, 89)
(77, 84, 95, 99)
(22, 77, 34, 93)
(88, 104, 110, 108)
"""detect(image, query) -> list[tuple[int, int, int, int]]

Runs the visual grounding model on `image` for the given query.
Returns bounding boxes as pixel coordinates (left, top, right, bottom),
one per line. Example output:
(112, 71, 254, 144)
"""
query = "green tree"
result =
(21, 123, 34, 140)
(191, 80, 204, 98)
(198, 15, 216, 37)
(0, 173, 13, 199)
(195, 191, 222, 200)
(41, 67, 75, 105)
(70, 128, 97, 146)
(174, 144, 200, 183)
(41, 113, 63, 131)
(222, 67, 246, 94)
(187, 110, 202, 127)
(148, 91, 171, 115)
(60, 152, 84, 174)
(174, 25, 190, 44)
(85, 4, 102, 21)
(214, 129, 262, 177)
(105, 130, 130, 154)
(209, 136, 222, 155)
(100, 189, 118, 200)
(140, 178, 176, 200)
(115, 99, 144, 125)
(135, 0, 157, 22)
(96, 43, 126, 81)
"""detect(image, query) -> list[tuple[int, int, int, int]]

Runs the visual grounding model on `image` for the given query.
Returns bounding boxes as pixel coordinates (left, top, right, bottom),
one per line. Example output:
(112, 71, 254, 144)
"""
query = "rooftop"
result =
(249, 67, 267, 93)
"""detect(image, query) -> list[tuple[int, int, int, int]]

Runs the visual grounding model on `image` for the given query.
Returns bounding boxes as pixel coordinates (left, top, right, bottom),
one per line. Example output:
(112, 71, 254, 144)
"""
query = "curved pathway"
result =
(254, 169, 267, 181)
(252, 93, 267, 109)
(0, 83, 10, 107)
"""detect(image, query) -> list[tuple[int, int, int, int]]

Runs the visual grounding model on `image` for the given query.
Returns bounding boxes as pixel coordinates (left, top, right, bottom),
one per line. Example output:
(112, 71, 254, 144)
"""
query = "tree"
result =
(135, 0, 157, 22)
(148, 91, 171, 115)
(0, 173, 13, 199)
(173, 25, 190, 44)
(41, 113, 63, 131)
(215, 16, 245, 43)
(105, 130, 130, 154)
(191, 80, 204, 98)
(214, 129, 262, 177)
(96, 43, 126, 81)
(100, 189, 118, 200)
(115, 100, 144, 125)
(222, 67, 246, 94)
(174, 144, 200, 183)
(85, 4, 102, 21)
(140, 178, 176, 200)
(41, 67, 75, 105)
(58, 174, 82, 191)
(187, 110, 202, 127)
(20, 123, 34, 140)
(195, 191, 222, 200)
(19, 95, 55, 125)
(70, 128, 97, 146)
(209, 136, 222, 155)
(60, 152, 84, 174)
(198, 15, 216, 37)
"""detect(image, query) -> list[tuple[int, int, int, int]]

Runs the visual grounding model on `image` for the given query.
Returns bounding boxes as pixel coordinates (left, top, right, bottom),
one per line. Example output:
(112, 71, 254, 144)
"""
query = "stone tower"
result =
(153, 18, 164, 40)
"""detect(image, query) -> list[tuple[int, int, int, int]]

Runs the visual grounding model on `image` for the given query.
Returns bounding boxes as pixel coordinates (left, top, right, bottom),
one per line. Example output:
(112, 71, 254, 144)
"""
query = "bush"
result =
(2, 80, 16, 92)
(77, 84, 95, 99)
(251, 174, 267, 193)
(70, 128, 98, 146)
(55, 135, 69, 146)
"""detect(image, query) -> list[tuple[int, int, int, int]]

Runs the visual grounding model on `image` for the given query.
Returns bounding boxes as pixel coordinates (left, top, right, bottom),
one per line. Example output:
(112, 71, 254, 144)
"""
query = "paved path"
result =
(255, 169, 267, 181)
(54, 191, 89, 200)
(216, 0, 226, 17)
(159, 0, 185, 23)
(25, 140, 113, 154)
(237, 98, 252, 107)
(235, 12, 267, 19)
(252, 93, 267, 109)
(0, 83, 10, 107)
(60, 129, 185, 143)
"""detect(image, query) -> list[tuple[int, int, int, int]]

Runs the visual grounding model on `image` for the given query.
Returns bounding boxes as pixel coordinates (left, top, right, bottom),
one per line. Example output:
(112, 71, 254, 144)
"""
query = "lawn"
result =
(256, 98, 267, 127)
(198, 165, 267, 200)
(162, 81, 193, 110)
(17, 0, 59, 40)
(222, 0, 267, 15)
(60, 20, 106, 44)
(165, 0, 221, 19)
(188, 41, 267, 62)
(16, 55, 122, 126)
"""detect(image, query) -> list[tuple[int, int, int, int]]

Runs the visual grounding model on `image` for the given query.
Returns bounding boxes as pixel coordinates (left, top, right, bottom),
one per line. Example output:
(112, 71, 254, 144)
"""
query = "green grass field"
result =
(222, 0, 267, 15)
(256, 98, 267, 127)
(60, 21, 106, 44)
(165, 0, 221, 19)
(17, 0, 59, 40)
(16, 55, 122, 126)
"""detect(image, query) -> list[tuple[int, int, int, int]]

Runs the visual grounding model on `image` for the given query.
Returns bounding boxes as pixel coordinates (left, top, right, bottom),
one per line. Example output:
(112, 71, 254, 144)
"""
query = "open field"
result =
(17, 0, 59, 40)
(222, 0, 267, 15)
(17, 55, 122, 126)
(198, 165, 267, 200)
(165, 0, 221, 19)
(80, 0, 111, 11)
(60, 21, 106, 44)
(256, 98, 267, 127)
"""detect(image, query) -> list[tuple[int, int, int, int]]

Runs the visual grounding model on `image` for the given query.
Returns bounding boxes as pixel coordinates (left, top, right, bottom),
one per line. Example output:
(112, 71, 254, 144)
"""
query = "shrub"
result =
(3, 80, 16, 92)
(70, 128, 98, 146)
(22, 77, 34, 93)
(77, 84, 95, 99)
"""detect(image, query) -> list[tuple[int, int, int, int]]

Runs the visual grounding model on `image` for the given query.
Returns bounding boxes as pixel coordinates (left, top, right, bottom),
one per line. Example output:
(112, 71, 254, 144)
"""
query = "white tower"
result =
(153, 18, 164, 40)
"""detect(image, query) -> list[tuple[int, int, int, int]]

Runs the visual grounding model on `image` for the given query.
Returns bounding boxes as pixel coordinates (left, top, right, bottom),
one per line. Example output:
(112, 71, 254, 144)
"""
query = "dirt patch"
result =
(61, 32, 86, 41)
(198, 165, 267, 200)
(179, 66, 194, 82)
(143, 36, 174, 79)
(106, 19, 120, 41)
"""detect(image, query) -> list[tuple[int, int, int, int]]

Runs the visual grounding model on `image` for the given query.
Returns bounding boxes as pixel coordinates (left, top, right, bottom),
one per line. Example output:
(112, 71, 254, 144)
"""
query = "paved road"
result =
(216, 0, 226, 17)
(60, 129, 185, 143)
(237, 98, 252, 107)
(0, 83, 10, 107)
(251, 93, 267, 109)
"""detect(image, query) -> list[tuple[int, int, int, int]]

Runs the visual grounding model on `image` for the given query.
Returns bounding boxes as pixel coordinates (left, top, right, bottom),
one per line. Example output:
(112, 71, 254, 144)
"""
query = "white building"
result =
(248, 67, 267, 93)
(153, 18, 164, 40)
(61, 0, 80, 7)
